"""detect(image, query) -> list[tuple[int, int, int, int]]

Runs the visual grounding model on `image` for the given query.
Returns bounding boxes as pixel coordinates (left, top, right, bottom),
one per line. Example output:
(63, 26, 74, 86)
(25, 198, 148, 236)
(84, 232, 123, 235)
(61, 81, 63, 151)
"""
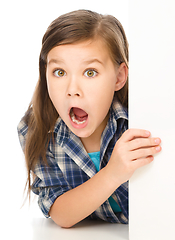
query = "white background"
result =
(0, 0, 128, 238)
(129, 1, 175, 239)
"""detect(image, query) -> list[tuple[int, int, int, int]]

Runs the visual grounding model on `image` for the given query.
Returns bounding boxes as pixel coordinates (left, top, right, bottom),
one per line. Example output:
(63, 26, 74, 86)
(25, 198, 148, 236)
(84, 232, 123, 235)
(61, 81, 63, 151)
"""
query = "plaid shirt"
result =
(17, 99, 128, 224)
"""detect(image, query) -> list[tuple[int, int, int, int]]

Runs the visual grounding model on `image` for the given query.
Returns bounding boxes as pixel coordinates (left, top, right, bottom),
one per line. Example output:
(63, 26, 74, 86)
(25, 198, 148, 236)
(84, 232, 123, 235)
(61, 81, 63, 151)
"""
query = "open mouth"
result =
(70, 107, 88, 125)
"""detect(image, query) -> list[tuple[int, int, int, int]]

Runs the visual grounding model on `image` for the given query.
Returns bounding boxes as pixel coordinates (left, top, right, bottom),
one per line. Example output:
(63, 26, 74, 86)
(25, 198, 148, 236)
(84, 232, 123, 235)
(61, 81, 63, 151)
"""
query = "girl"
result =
(17, 10, 161, 228)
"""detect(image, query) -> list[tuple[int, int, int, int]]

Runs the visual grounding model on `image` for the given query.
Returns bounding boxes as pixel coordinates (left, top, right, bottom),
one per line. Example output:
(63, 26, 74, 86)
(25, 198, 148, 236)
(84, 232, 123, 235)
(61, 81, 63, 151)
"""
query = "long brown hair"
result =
(23, 9, 129, 196)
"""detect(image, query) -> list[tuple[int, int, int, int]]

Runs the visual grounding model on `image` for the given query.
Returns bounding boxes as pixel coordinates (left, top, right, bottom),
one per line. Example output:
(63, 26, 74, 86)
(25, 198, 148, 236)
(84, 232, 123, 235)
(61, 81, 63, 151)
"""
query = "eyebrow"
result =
(47, 59, 64, 65)
(82, 59, 104, 66)
(47, 58, 104, 66)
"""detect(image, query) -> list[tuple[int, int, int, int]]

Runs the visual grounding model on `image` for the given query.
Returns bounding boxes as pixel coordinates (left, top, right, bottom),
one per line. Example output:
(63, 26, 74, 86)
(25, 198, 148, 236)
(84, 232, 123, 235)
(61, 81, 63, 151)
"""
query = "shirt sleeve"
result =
(17, 118, 72, 218)
(32, 149, 72, 218)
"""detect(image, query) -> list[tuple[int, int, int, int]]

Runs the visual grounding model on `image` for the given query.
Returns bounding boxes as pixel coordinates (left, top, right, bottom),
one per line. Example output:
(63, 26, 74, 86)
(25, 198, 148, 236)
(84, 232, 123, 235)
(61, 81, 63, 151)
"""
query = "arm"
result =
(49, 166, 120, 228)
(49, 129, 161, 228)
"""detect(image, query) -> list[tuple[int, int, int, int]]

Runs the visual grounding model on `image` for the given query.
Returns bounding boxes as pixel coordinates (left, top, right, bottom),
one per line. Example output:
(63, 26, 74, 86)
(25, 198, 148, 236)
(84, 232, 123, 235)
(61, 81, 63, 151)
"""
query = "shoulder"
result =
(17, 113, 64, 152)
(17, 117, 28, 151)
(17, 117, 28, 137)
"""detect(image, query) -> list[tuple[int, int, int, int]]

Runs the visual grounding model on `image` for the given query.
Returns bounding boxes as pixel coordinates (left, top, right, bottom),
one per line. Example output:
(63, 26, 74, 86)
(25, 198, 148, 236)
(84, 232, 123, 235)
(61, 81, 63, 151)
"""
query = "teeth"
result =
(70, 111, 86, 125)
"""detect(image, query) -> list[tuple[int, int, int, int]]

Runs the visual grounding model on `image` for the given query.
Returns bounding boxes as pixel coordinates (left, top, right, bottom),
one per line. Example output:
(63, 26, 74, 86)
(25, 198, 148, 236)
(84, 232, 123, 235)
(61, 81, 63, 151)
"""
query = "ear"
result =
(115, 63, 128, 91)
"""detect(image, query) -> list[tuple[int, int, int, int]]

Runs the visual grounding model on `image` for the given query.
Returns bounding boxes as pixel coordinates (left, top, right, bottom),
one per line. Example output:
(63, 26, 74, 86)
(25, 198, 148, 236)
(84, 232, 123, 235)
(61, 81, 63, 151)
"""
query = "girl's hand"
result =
(106, 129, 161, 184)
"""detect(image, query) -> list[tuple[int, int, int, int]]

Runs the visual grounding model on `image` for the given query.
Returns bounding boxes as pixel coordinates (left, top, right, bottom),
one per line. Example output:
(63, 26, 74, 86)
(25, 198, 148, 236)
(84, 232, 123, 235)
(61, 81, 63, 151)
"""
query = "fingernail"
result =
(145, 131, 150, 136)
(155, 138, 161, 144)
(156, 146, 161, 152)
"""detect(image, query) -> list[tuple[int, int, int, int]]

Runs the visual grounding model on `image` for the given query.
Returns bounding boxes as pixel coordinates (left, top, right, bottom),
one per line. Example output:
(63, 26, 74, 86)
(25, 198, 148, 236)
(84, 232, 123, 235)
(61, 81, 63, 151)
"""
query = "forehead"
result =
(47, 38, 112, 65)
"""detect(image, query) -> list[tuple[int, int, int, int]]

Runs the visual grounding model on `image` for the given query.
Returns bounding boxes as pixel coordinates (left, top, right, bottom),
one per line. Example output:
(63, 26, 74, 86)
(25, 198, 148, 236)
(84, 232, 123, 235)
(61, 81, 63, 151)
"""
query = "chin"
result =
(72, 128, 93, 139)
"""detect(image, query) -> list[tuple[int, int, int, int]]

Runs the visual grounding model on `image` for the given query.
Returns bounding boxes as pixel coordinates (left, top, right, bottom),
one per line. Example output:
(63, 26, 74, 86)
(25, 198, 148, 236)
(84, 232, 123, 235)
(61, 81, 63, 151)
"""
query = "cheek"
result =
(47, 82, 55, 103)
(47, 82, 60, 110)
(46, 70, 57, 100)
(91, 91, 114, 118)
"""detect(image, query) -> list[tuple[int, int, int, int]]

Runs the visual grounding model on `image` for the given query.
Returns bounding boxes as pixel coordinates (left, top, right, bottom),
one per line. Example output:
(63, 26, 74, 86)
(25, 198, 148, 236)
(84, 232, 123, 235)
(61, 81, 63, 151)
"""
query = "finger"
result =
(121, 129, 151, 142)
(128, 137, 161, 151)
(132, 156, 154, 169)
(130, 145, 161, 160)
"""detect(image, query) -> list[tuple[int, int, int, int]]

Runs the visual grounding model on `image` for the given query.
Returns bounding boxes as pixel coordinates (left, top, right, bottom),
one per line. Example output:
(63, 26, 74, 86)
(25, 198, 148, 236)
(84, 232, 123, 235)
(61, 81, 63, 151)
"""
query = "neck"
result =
(80, 114, 109, 153)
(80, 135, 101, 153)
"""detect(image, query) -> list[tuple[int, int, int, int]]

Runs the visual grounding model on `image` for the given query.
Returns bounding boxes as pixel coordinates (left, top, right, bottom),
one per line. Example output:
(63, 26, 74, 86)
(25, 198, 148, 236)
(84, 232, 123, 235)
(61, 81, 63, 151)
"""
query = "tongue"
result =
(73, 107, 87, 119)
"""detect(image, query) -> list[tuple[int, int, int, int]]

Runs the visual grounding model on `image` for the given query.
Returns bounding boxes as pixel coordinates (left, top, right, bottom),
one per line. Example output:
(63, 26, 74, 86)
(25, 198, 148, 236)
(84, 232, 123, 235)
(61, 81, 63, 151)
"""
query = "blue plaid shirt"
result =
(18, 99, 128, 224)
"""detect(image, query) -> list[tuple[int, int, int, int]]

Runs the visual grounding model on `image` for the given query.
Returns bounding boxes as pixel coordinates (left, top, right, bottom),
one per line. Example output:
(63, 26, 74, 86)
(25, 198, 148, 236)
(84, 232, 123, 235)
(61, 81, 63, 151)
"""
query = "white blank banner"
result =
(129, 1, 175, 239)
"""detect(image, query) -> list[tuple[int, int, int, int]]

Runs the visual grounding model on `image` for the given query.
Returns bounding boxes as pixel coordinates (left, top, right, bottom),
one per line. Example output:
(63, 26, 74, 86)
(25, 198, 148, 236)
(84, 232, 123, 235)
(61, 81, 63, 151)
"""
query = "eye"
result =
(84, 69, 98, 78)
(53, 69, 66, 77)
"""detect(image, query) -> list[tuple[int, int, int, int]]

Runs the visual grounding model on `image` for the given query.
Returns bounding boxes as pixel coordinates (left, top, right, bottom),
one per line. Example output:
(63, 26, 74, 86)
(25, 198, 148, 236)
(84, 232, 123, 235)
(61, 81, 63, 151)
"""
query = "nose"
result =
(67, 77, 82, 97)
(67, 92, 80, 97)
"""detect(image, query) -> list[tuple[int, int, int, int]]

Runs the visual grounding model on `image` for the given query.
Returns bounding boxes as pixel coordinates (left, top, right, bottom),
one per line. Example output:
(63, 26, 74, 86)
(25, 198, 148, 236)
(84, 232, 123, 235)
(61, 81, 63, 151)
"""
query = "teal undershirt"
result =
(88, 151, 122, 213)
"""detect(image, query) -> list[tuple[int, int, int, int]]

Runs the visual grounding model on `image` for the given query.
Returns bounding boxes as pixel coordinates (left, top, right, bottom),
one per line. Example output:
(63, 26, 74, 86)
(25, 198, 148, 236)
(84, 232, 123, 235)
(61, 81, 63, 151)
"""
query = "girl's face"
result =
(46, 39, 127, 140)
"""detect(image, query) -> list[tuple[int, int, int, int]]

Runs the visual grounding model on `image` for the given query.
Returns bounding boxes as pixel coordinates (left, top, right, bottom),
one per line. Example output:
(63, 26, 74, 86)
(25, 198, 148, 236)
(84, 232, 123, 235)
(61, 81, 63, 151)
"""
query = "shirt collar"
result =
(99, 99, 128, 161)
(110, 99, 128, 122)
